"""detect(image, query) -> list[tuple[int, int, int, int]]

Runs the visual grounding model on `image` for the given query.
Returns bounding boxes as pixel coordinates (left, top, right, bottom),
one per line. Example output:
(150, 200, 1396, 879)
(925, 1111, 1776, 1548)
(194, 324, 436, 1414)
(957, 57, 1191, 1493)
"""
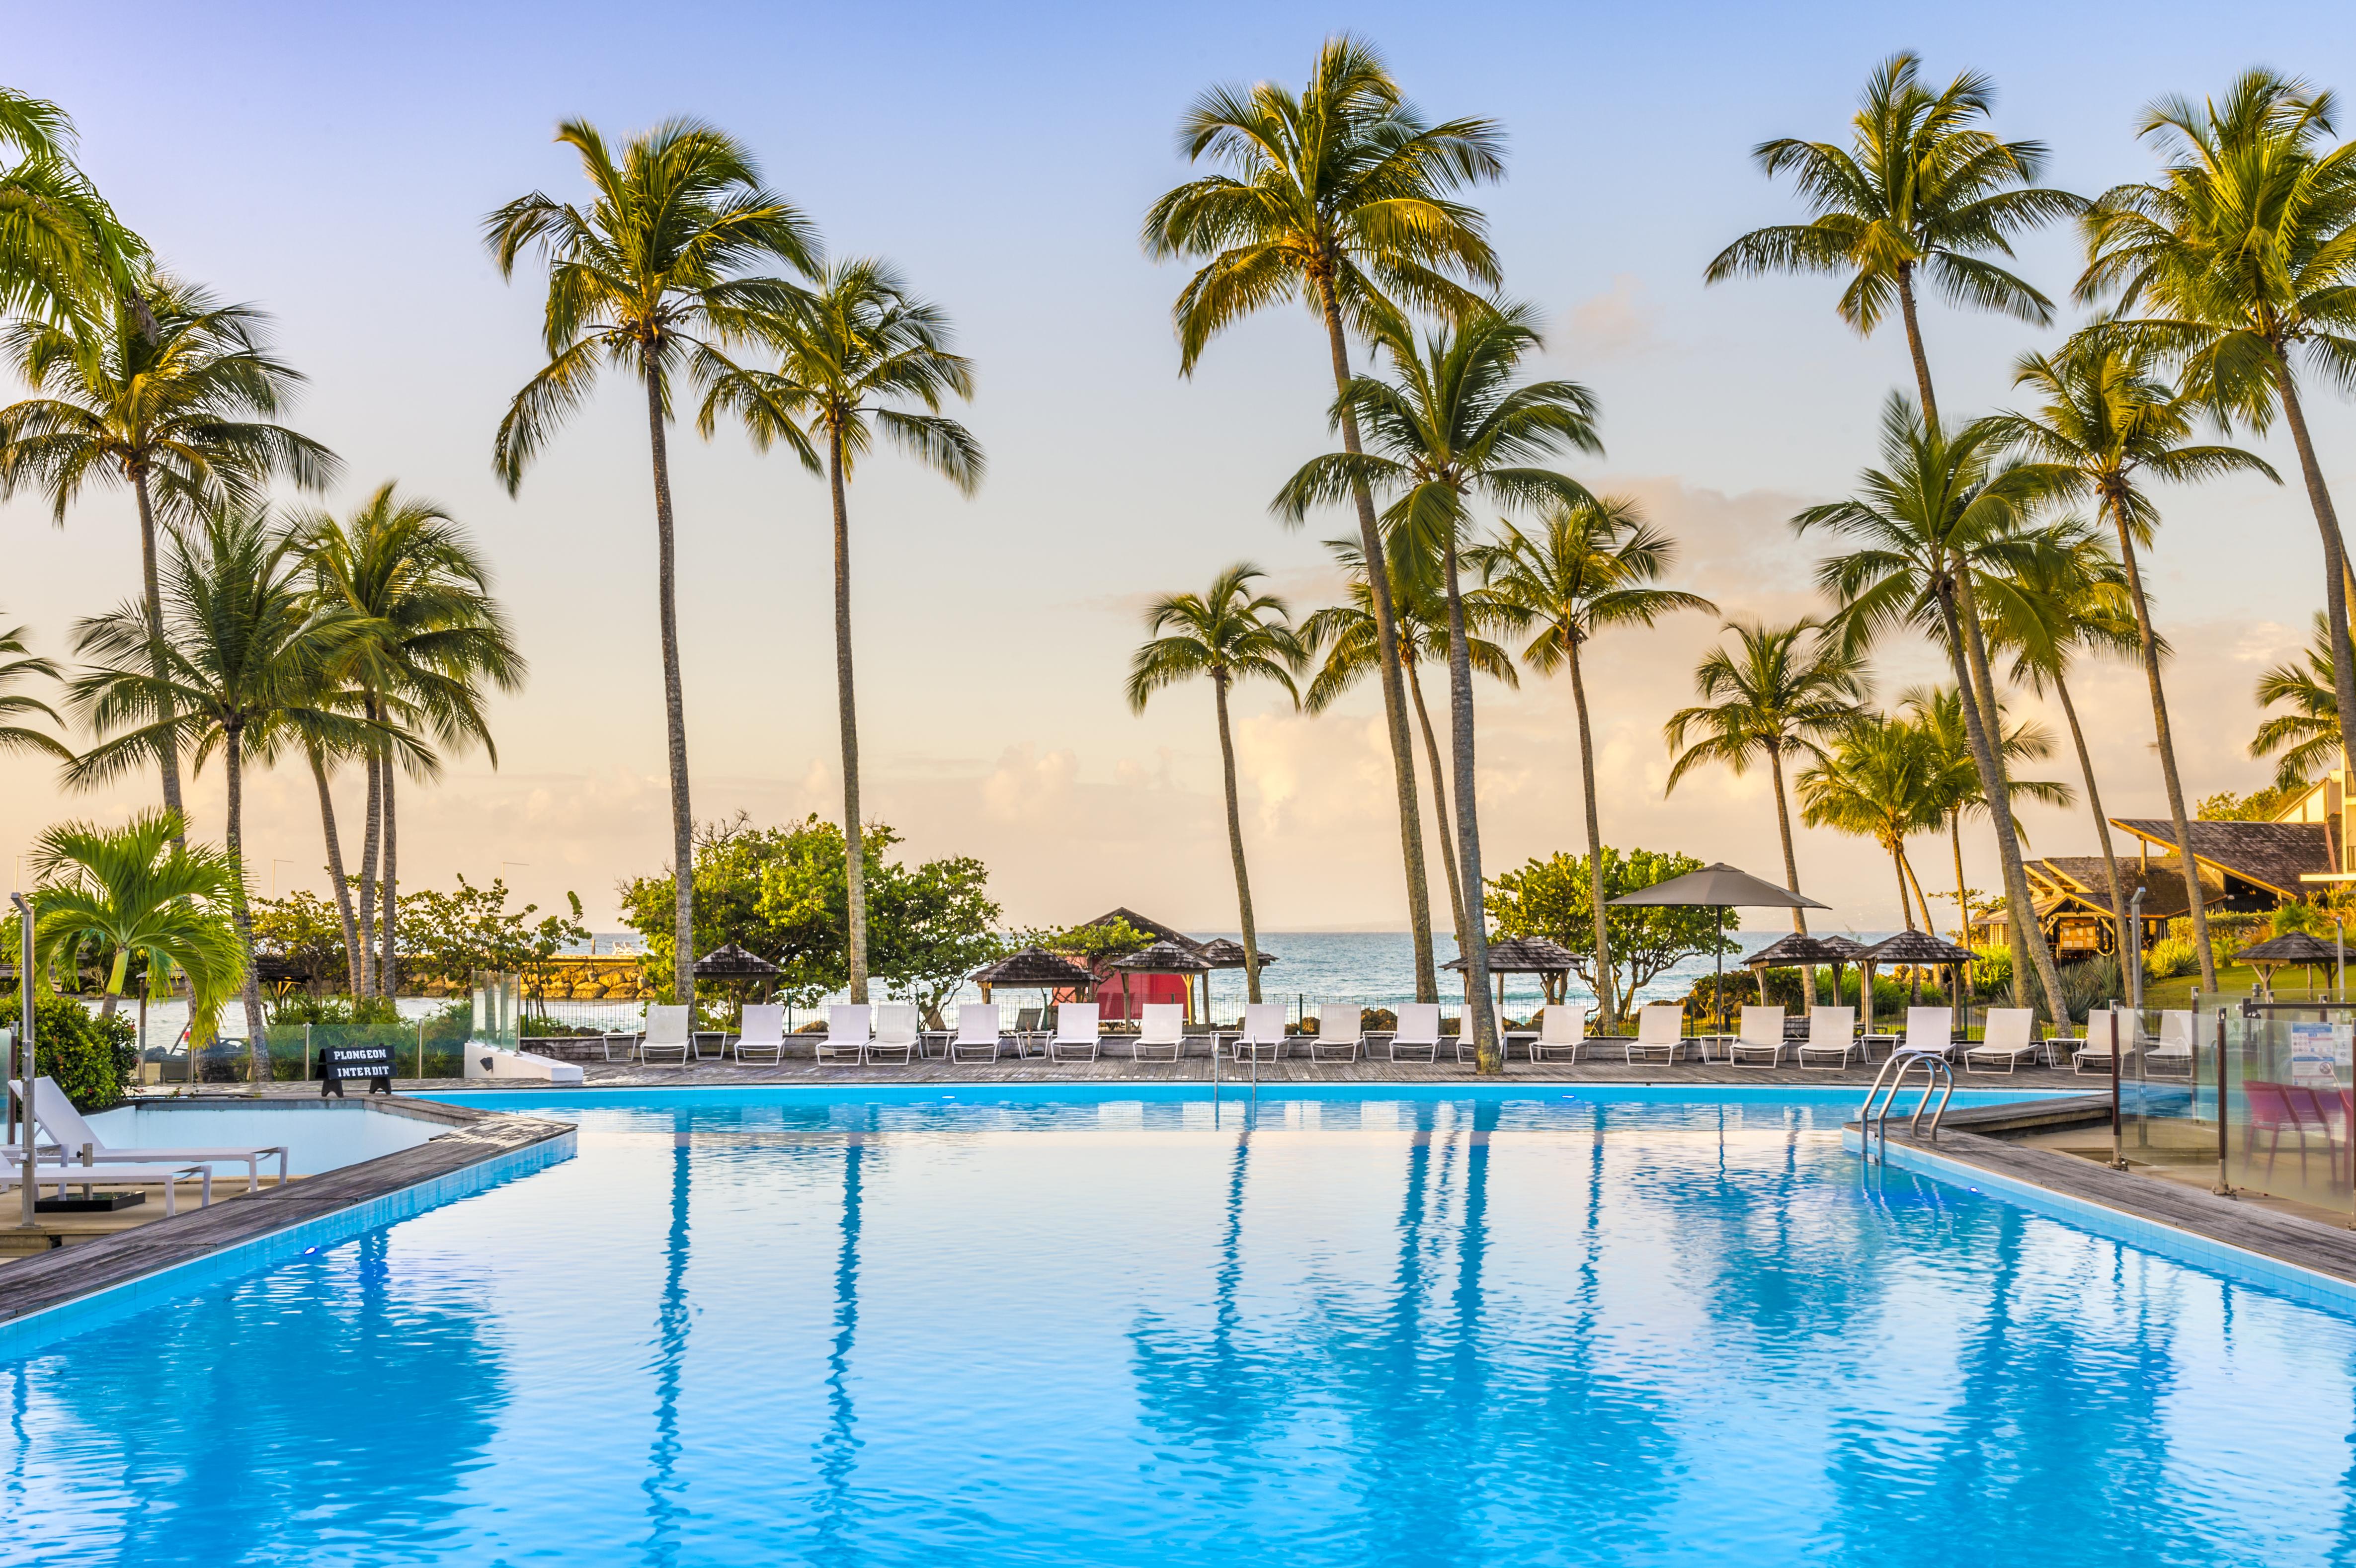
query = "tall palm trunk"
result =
(2051, 672, 2134, 979)
(2105, 496, 2215, 988)
(1441, 536, 1498, 1072)
(1950, 812, 1969, 941)
(1404, 658, 1465, 951)
(356, 745, 379, 997)
(1895, 264, 1940, 430)
(1956, 571, 2064, 1011)
(380, 766, 399, 996)
(1317, 281, 1435, 1002)
(223, 724, 267, 1084)
(1211, 669, 1262, 1003)
(129, 467, 186, 839)
(1939, 582, 2069, 1022)
(1901, 849, 1933, 936)
(828, 424, 868, 1005)
(644, 357, 696, 1011)
(2273, 363, 2356, 866)
(1564, 634, 1618, 1028)
(310, 747, 364, 997)
(1889, 844, 1917, 930)
(1766, 744, 1806, 934)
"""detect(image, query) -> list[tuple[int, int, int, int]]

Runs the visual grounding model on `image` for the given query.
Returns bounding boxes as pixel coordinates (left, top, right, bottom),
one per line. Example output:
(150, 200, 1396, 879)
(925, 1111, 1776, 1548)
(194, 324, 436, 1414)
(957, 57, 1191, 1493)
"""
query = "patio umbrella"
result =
(1112, 939, 1212, 1023)
(1609, 863, 1829, 1033)
(1446, 935, 1579, 1016)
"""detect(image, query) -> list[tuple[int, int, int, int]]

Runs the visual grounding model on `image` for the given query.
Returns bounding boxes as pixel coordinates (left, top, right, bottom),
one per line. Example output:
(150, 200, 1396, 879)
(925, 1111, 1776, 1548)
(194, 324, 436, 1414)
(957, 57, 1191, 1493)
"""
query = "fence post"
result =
(304, 1023, 312, 1083)
(415, 1019, 424, 1081)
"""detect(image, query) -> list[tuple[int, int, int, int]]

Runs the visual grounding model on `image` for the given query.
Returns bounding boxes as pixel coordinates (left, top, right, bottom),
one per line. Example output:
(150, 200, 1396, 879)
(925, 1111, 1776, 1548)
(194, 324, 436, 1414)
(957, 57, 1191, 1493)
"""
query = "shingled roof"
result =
(2108, 819, 2333, 898)
(2024, 857, 2221, 920)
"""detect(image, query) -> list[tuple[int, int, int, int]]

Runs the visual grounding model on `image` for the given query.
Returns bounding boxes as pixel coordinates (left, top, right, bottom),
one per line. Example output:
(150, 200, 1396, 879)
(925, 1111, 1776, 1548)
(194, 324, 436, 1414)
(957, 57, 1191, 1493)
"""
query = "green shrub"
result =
(0, 991, 138, 1111)
(2142, 937, 2196, 981)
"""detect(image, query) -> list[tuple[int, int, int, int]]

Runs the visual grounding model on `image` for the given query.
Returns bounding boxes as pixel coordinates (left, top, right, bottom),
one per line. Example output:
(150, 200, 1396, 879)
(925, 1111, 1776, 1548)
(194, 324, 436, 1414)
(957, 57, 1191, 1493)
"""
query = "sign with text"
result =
(2285, 1021, 2351, 1087)
(319, 1041, 395, 1097)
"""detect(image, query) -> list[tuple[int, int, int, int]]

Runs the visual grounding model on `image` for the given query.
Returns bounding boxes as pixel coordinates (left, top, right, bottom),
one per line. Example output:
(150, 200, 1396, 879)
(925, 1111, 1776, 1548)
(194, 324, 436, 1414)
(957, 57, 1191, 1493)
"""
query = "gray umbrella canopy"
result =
(1607, 863, 1830, 910)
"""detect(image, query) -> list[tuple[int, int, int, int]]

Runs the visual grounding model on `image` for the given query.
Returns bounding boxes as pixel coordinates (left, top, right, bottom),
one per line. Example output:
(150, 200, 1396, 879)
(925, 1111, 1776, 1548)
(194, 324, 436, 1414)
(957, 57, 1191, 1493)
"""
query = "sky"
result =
(1, 0, 2353, 936)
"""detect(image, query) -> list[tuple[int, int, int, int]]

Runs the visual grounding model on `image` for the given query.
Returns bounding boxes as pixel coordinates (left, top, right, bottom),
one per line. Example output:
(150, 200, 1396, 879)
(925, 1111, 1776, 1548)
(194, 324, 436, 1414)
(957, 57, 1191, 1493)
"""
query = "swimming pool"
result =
(8, 1086, 2354, 1566)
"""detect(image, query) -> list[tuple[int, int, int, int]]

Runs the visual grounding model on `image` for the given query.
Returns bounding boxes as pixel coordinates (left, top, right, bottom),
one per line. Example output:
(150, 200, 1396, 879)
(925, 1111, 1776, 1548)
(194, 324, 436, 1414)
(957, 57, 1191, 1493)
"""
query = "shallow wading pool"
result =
(6, 1086, 2353, 1566)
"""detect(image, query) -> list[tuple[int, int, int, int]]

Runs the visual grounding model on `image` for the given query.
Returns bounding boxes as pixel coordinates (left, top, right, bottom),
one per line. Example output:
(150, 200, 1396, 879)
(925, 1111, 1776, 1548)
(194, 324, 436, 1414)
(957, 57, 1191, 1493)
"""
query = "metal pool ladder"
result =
(1856, 1051, 1956, 1165)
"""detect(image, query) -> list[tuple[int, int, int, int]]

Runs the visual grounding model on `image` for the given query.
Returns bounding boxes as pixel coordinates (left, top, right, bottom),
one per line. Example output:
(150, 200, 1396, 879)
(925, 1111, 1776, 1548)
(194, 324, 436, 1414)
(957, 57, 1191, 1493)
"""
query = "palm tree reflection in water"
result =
(639, 1111, 692, 1568)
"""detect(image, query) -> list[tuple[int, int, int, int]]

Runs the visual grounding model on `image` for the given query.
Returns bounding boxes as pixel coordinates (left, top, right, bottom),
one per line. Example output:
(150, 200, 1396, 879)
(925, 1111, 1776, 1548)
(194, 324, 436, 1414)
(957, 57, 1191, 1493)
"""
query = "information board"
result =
(318, 1041, 396, 1096)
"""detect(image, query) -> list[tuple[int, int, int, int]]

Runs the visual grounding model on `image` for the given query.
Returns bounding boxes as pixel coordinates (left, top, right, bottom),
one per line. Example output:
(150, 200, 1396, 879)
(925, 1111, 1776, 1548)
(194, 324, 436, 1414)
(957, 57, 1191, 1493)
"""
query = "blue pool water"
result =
(8, 1087, 2356, 1566)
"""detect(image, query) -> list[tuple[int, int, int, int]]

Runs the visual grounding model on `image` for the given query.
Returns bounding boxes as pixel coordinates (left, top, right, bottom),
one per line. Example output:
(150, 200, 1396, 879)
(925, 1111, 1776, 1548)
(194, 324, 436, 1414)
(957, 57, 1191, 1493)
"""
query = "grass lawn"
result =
(2142, 959, 2341, 1010)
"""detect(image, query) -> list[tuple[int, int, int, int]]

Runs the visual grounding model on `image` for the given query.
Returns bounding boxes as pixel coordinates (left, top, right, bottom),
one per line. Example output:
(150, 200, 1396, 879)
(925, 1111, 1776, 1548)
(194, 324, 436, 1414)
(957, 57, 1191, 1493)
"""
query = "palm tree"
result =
(1300, 537, 1519, 957)
(1986, 339, 2276, 986)
(1793, 396, 2074, 1022)
(1143, 34, 1504, 1004)
(0, 619, 73, 761)
(63, 506, 388, 1079)
(2080, 71, 2356, 828)
(1706, 51, 2082, 426)
(2253, 613, 2341, 787)
(1126, 564, 1306, 1002)
(697, 260, 980, 1005)
(0, 279, 336, 829)
(1663, 619, 1867, 928)
(1980, 523, 2146, 965)
(1276, 305, 1601, 1071)
(1902, 685, 2074, 943)
(1476, 496, 1713, 1029)
(298, 484, 524, 997)
(0, 85, 150, 333)
(486, 118, 819, 1011)
(30, 810, 243, 1050)
(1797, 715, 1944, 929)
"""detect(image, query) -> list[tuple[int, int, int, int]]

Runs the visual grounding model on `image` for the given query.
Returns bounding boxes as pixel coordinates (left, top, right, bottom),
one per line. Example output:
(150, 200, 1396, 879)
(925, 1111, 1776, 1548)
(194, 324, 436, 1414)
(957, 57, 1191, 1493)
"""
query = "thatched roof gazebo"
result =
(693, 942, 782, 1006)
(1857, 930, 1975, 1033)
(2237, 931, 2340, 997)
(972, 945, 1097, 1003)
(1744, 932, 1861, 1006)
(1197, 938, 1277, 969)
(1112, 939, 1213, 1023)
(1447, 936, 1580, 1011)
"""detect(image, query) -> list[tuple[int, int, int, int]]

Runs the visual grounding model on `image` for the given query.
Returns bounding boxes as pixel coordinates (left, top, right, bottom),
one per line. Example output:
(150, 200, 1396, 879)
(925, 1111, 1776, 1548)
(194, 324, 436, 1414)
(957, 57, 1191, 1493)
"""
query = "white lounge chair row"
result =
(2, 1075, 291, 1214)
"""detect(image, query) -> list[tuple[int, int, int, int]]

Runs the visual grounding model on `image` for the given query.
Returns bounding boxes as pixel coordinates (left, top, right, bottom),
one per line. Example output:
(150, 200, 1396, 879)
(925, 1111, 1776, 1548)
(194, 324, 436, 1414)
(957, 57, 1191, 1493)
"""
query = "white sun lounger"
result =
(1134, 1003, 1186, 1062)
(1530, 1004, 1587, 1063)
(1312, 1005, 1364, 1062)
(869, 1004, 921, 1066)
(1228, 1002, 1288, 1063)
(1727, 1006, 1789, 1068)
(1796, 1006, 1862, 1069)
(731, 1003, 787, 1066)
(1625, 1005, 1691, 1064)
(2145, 1010, 2196, 1078)
(1960, 1008, 2042, 1074)
(1048, 1002, 1103, 1063)
(816, 1005, 871, 1066)
(2, 1157, 214, 1215)
(948, 1004, 1002, 1064)
(2073, 1009, 2128, 1075)
(7, 1077, 288, 1192)
(1387, 1003, 1443, 1064)
(1894, 1007, 1956, 1062)
(639, 1004, 694, 1066)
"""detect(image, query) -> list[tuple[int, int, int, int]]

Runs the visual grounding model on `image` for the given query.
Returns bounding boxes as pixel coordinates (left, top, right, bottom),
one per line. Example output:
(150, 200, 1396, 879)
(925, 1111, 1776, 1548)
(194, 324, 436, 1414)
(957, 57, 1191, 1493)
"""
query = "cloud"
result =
(1565, 274, 1662, 359)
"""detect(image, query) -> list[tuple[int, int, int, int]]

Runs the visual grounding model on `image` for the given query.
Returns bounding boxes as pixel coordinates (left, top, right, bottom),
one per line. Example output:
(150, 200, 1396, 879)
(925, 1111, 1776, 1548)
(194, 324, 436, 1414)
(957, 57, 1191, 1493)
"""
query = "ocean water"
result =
(9, 1086, 2354, 1567)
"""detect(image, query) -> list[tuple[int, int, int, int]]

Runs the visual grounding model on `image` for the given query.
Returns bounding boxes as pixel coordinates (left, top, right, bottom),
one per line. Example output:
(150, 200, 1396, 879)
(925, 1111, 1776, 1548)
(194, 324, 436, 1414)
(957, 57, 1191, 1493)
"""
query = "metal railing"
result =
(1856, 1050, 1956, 1164)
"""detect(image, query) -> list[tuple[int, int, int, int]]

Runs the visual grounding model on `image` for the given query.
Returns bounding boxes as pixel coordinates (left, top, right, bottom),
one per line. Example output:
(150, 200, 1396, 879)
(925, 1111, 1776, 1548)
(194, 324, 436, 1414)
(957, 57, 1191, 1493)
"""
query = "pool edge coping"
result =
(0, 1098, 575, 1355)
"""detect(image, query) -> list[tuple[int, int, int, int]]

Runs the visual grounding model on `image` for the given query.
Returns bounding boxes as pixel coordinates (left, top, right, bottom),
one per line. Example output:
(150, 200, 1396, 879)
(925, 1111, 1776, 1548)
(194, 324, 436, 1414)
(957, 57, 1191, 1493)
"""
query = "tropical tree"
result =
(1663, 618, 1867, 926)
(1706, 51, 2082, 427)
(1793, 396, 2074, 1021)
(1142, 34, 1504, 1003)
(2079, 71, 2356, 861)
(1902, 685, 2074, 943)
(30, 810, 244, 1048)
(1980, 523, 2147, 963)
(486, 117, 819, 1011)
(0, 278, 336, 829)
(1276, 306, 1601, 1071)
(0, 619, 72, 761)
(0, 86, 149, 334)
(1300, 537, 1519, 954)
(1126, 564, 1306, 1002)
(1798, 715, 1945, 929)
(63, 506, 389, 1079)
(697, 259, 981, 1004)
(2252, 613, 2341, 787)
(1476, 495, 1713, 1029)
(1986, 339, 2276, 986)
(298, 484, 524, 997)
